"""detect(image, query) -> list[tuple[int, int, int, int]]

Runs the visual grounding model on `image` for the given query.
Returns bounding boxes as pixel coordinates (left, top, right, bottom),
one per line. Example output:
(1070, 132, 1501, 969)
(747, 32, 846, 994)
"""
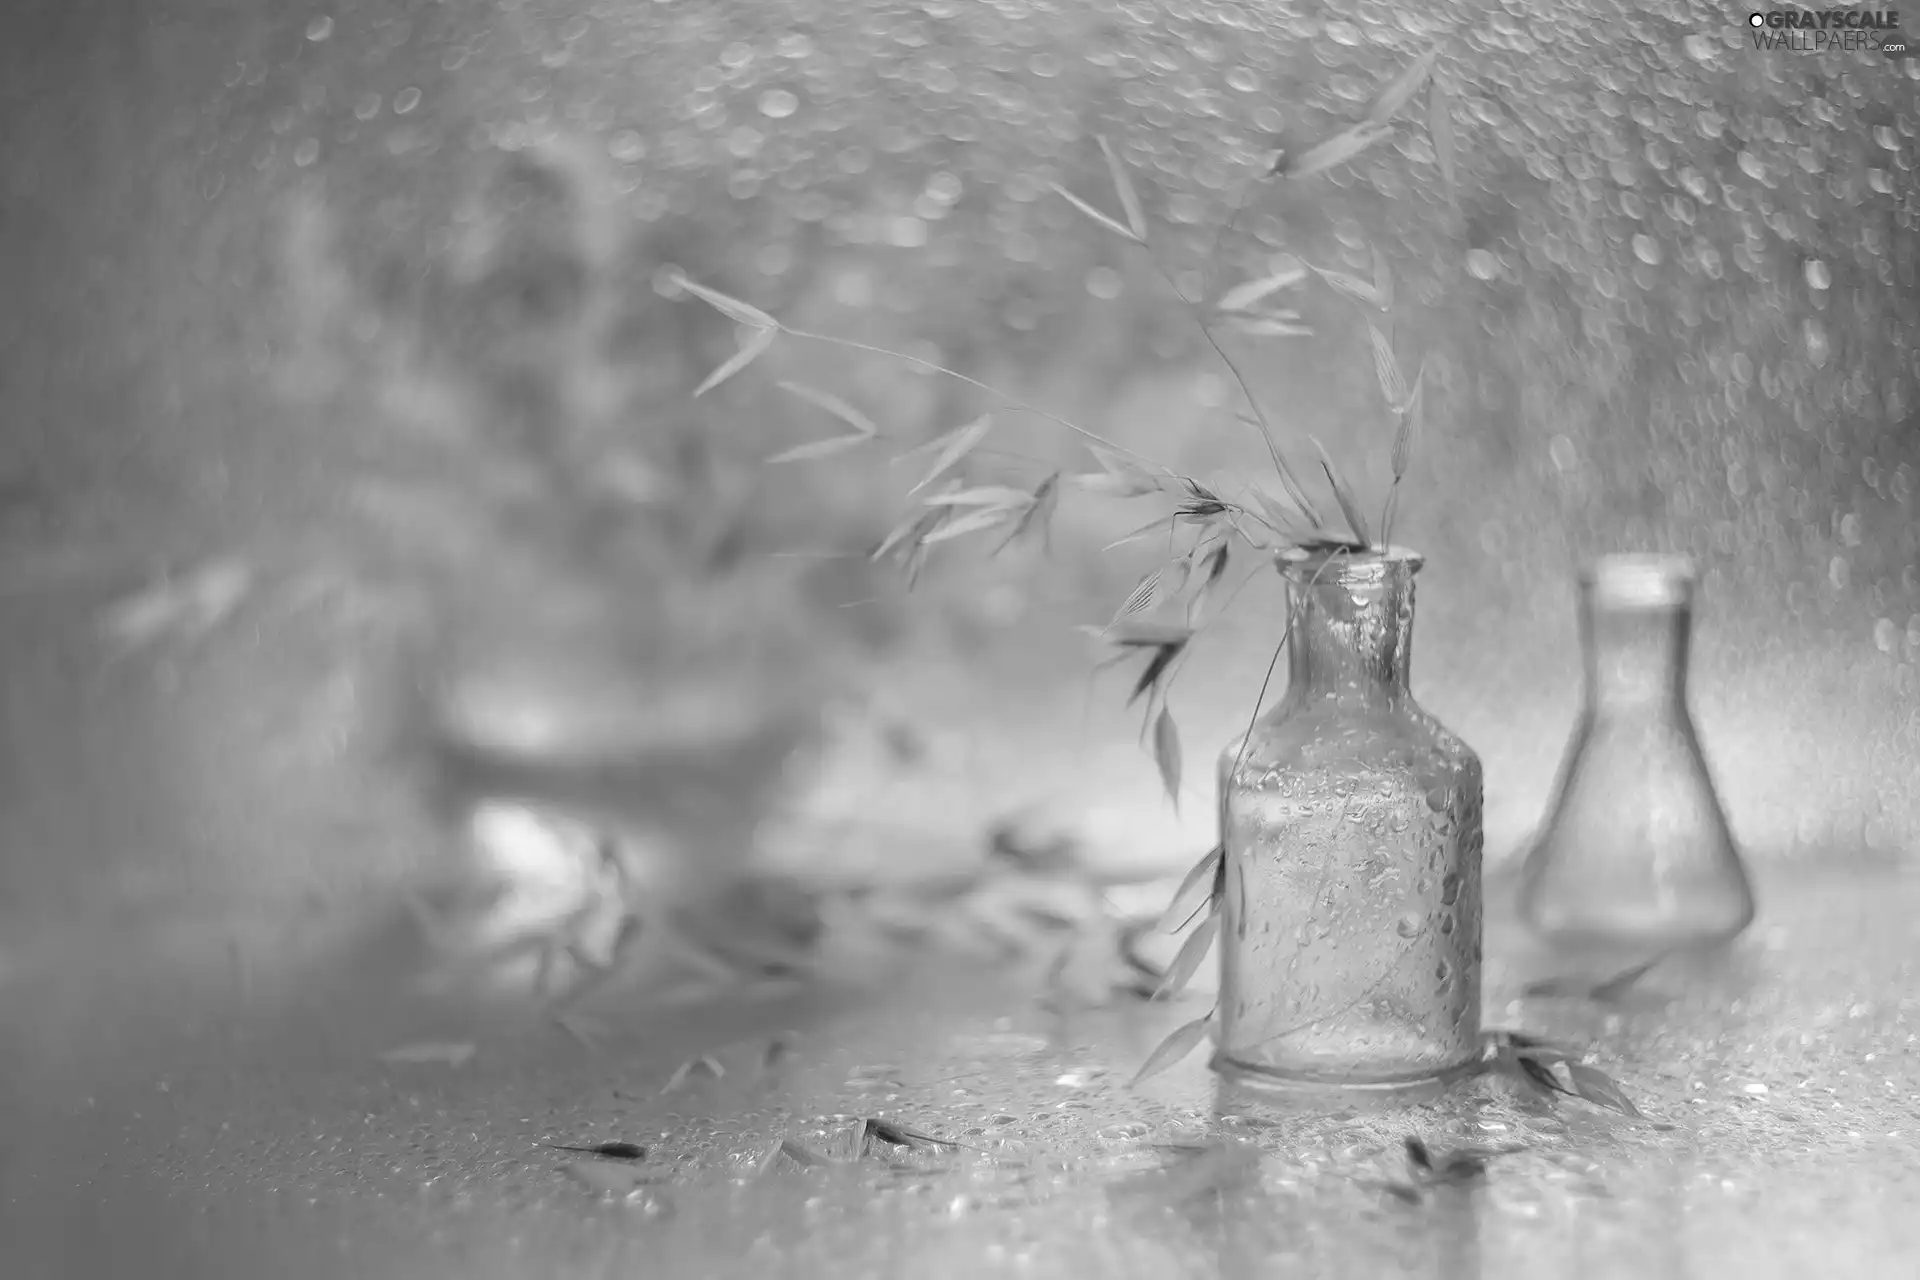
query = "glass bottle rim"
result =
(1276, 543, 1423, 582)
(1580, 553, 1696, 609)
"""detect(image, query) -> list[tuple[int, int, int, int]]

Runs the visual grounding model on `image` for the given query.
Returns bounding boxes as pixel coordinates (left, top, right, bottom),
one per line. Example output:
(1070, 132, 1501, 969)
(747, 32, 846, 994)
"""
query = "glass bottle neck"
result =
(1283, 555, 1416, 710)
(1581, 597, 1690, 711)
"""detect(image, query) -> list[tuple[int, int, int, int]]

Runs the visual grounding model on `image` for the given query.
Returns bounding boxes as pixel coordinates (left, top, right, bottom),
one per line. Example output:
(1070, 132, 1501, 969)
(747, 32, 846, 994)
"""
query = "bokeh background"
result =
(1, 0, 1915, 1010)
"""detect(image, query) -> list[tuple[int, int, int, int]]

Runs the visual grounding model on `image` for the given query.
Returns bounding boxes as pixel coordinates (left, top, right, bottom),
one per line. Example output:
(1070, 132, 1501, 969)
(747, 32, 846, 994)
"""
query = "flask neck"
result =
(1582, 597, 1691, 711)
(1281, 550, 1417, 710)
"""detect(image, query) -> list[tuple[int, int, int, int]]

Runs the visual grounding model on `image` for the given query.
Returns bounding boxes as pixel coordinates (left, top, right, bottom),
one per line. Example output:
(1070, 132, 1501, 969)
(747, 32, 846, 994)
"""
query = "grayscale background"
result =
(0, 6, 1914, 1272)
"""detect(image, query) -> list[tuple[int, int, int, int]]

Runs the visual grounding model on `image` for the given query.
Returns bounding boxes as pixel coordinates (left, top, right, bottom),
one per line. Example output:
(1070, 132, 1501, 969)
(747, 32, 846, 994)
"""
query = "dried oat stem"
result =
(1199, 174, 1259, 305)
(1224, 550, 1346, 788)
(1248, 959, 1400, 1050)
(1148, 260, 1324, 531)
(778, 326, 1171, 478)
(1280, 791, 1358, 993)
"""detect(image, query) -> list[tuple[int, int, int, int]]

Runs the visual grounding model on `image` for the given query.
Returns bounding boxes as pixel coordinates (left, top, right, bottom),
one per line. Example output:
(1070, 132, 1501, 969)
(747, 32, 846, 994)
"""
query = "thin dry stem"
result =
(1223, 550, 1347, 788)
(779, 326, 1168, 477)
(1248, 958, 1400, 1051)
(1379, 480, 1403, 551)
(1141, 259, 1325, 532)
(1279, 791, 1357, 994)
(1198, 169, 1261, 320)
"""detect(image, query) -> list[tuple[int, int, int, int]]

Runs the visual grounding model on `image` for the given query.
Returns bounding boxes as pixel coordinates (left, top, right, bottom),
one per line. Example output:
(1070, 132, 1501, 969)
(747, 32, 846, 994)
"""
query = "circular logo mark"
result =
(1748, 11, 1765, 26)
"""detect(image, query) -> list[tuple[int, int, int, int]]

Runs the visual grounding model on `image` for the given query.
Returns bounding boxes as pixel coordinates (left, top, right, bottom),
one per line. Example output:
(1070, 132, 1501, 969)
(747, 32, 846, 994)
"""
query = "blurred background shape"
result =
(1517, 554, 1758, 961)
(0, 0, 1915, 1033)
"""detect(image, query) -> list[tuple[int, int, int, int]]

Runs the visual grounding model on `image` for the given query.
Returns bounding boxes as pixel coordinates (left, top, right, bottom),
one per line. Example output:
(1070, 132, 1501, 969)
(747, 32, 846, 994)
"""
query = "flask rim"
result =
(1580, 553, 1696, 609)
(1275, 543, 1423, 581)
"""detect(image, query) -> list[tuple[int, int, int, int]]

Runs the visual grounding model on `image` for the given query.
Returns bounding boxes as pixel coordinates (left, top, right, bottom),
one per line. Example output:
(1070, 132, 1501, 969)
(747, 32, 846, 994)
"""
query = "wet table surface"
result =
(4, 861, 1917, 1280)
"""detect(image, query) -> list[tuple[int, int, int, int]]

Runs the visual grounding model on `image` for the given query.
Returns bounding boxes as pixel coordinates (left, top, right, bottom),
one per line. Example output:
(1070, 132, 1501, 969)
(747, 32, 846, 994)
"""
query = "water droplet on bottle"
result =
(1395, 912, 1423, 939)
(1440, 873, 1461, 906)
(1425, 786, 1449, 812)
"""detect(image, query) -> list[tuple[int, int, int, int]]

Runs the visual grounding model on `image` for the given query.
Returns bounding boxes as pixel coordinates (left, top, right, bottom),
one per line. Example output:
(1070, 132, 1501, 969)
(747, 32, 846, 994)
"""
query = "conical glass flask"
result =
(1516, 554, 1756, 953)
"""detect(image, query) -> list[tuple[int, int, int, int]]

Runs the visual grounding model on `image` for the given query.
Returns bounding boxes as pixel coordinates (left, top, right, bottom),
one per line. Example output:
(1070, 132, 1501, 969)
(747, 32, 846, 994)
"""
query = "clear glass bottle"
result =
(1214, 546, 1485, 1089)
(1516, 554, 1755, 952)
